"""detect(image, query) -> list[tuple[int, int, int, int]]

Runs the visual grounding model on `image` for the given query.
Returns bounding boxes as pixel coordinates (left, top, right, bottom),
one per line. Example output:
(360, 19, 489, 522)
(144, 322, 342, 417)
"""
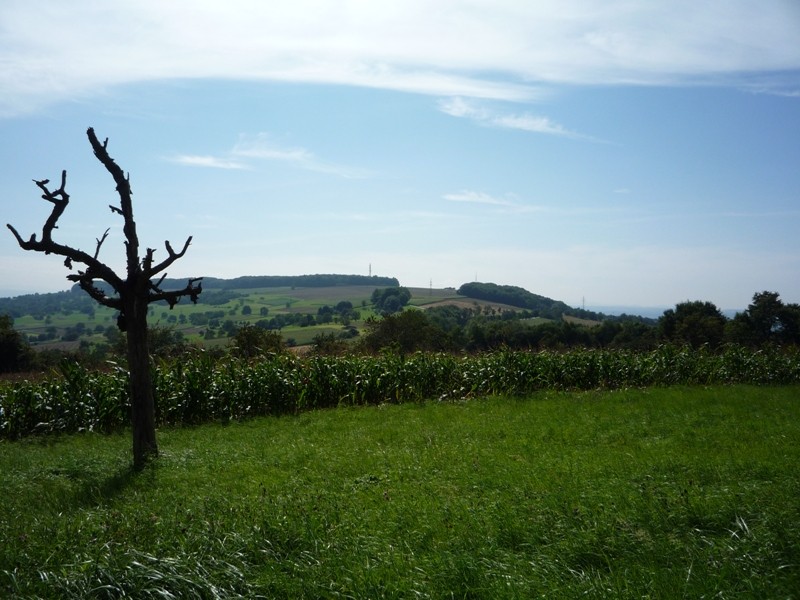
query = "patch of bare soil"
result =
(418, 298, 522, 312)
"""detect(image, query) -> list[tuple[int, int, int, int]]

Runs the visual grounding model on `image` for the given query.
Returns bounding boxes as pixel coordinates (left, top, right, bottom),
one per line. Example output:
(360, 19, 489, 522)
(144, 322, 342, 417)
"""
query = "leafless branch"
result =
(6, 168, 124, 293)
(87, 127, 139, 273)
(94, 228, 110, 259)
(7, 127, 201, 328)
(151, 273, 168, 292)
(149, 236, 193, 277)
(149, 277, 203, 308)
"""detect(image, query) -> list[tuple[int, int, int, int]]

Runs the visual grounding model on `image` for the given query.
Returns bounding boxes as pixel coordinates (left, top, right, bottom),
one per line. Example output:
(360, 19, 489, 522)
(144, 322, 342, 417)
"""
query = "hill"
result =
(1, 275, 655, 352)
(0, 274, 398, 318)
(458, 281, 609, 321)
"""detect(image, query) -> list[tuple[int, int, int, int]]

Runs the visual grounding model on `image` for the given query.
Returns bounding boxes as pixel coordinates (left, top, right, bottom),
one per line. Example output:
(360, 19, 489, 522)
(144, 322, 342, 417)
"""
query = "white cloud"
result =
(168, 155, 248, 170)
(2, 1, 799, 117)
(443, 190, 626, 217)
(438, 97, 485, 119)
(166, 133, 370, 178)
(438, 97, 589, 139)
(232, 135, 314, 163)
(492, 114, 575, 137)
(443, 190, 516, 207)
(233, 133, 371, 178)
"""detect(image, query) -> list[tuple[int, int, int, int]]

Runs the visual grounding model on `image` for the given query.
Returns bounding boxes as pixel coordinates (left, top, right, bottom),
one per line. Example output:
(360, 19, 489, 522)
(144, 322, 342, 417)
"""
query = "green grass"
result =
(2, 385, 798, 598)
(14, 285, 381, 350)
(13, 284, 528, 350)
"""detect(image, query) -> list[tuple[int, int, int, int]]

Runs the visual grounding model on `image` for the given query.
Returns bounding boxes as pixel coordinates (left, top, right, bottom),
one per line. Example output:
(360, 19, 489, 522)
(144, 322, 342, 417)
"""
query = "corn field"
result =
(2, 345, 799, 439)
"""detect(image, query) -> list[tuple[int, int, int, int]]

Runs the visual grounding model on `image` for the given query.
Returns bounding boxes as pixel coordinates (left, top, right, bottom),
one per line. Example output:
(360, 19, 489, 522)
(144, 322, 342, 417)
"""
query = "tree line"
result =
(350, 290, 799, 356)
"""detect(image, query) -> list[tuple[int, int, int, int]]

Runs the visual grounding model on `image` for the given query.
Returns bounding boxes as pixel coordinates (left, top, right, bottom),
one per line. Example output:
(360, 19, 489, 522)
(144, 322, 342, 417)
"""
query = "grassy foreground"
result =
(2, 386, 799, 598)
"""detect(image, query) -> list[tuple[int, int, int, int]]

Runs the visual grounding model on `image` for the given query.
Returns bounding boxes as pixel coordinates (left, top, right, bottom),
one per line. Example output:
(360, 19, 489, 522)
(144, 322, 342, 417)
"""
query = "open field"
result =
(2, 385, 798, 598)
(11, 284, 537, 351)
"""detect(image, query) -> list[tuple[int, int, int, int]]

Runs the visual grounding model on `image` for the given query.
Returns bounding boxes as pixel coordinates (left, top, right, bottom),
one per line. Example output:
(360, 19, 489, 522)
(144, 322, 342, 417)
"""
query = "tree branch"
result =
(94, 228, 110, 260)
(8, 127, 202, 330)
(33, 170, 69, 244)
(149, 277, 203, 309)
(6, 168, 124, 293)
(67, 271, 123, 311)
(149, 236, 193, 277)
(86, 127, 140, 275)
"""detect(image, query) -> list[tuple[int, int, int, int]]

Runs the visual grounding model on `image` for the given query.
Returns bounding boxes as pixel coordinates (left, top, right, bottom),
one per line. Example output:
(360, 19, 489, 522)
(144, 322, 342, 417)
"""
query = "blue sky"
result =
(1, 1, 799, 311)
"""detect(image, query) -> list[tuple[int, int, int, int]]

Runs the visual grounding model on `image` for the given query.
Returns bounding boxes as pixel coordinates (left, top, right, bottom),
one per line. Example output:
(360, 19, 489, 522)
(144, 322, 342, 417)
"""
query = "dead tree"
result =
(7, 127, 202, 468)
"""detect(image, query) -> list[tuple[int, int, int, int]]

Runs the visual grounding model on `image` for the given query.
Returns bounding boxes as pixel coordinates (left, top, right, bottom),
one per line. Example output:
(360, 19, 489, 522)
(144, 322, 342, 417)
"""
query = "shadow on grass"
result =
(61, 462, 148, 511)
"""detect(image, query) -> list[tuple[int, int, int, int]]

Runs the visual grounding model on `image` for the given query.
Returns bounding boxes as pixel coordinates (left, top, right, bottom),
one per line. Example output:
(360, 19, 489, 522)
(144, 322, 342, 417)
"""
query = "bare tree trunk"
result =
(7, 128, 201, 470)
(126, 297, 158, 469)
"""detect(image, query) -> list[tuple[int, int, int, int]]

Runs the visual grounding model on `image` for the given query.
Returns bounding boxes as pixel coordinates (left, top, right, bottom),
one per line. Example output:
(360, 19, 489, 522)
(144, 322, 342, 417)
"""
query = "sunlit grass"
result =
(2, 385, 799, 598)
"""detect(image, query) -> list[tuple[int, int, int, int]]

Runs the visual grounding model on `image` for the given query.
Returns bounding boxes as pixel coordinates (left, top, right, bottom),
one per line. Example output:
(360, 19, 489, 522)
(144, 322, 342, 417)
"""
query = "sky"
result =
(1, 1, 799, 312)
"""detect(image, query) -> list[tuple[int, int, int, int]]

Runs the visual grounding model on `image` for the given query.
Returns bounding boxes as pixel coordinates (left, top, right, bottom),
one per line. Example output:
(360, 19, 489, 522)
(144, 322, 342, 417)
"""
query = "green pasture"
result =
(14, 285, 385, 350)
(2, 385, 798, 598)
(11, 284, 541, 352)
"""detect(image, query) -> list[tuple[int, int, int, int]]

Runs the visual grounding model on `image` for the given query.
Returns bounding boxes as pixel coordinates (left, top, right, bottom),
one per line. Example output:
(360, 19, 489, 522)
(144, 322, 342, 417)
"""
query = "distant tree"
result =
(659, 301, 727, 348)
(114, 325, 192, 360)
(310, 332, 349, 356)
(0, 314, 33, 372)
(62, 327, 80, 342)
(726, 291, 800, 347)
(372, 287, 411, 315)
(242, 304, 252, 316)
(104, 325, 122, 345)
(230, 324, 285, 359)
(607, 320, 658, 350)
(221, 320, 237, 336)
(6, 128, 202, 468)
(317, 305, 334, 324)
(334, 300, 353, 315)
(360, 310, 454, 355)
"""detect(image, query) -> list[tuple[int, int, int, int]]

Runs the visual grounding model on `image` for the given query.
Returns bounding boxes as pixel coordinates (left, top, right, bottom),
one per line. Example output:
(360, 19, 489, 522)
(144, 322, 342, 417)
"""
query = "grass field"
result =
(16, 285, 479, 351)
(2, 385, 798, 598)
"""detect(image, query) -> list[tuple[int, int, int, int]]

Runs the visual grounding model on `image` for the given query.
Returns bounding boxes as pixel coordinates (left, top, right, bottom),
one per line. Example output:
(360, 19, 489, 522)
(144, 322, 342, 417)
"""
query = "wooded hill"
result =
(1, 275, 607, 322)
(1, 274, 655, 355)
(459, 282, 582, 320)
(0, 274, 399, 319)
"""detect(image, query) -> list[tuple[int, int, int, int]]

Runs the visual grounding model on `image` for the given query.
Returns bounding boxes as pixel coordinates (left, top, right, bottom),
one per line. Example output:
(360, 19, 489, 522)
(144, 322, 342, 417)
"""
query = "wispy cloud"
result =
(444, 189, 632, 218)
(232, 136, 314, 162)
(438, 97, 591, 139)
(2, 1, 799, 117)
(167, 155, 249, 170)
(444, 190, 517, 207)
(166, 133, 369, 178)
(748, 87, 800, 98)
(232, 134, 370, 179)
(443, 190, 554, 214)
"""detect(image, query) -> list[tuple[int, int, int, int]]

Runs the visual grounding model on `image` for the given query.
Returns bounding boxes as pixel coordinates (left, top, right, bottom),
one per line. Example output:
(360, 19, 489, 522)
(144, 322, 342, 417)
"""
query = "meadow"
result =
(2, 385, 798, 598)
(12, 285, 466, 350)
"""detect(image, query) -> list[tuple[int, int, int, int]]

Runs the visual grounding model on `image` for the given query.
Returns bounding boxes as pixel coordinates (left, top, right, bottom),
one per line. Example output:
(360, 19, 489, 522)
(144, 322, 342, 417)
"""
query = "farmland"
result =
(3, 344, 799, 437)
(8, 284, 502, 351)
(3, 285, 800, 596)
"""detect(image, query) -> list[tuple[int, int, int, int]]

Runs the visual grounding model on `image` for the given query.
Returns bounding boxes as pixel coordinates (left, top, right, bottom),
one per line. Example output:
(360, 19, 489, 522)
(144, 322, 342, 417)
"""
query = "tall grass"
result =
(2, 345, 800, 438)
(1, 386, 798, 598)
